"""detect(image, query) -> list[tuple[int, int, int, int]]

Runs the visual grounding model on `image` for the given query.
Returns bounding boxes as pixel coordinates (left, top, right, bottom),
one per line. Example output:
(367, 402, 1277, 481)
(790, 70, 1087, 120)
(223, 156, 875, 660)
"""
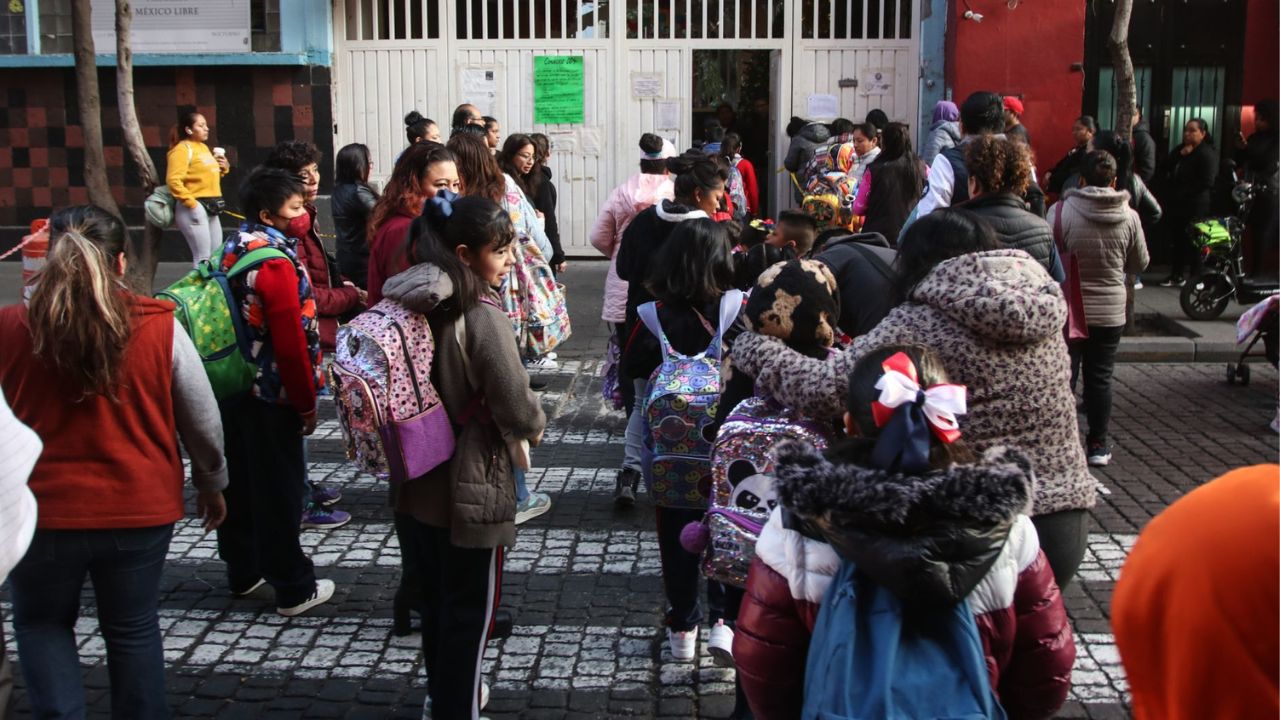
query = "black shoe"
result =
(1157, 275, 1185, 288)
(614, 468, 640, 508)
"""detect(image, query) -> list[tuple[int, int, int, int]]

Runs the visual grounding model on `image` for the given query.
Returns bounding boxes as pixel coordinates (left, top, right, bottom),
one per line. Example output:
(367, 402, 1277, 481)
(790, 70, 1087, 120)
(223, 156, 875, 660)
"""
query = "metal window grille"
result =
(624, 0, 785, 40)
(346, 0, 442, 41)
(1096, 66, 1153, 131)
(37, 0, 72, 54)
(251, 0, 283, 51)
(800, 0, 911, 40)
(1169, 65, 1225, 153)
(454, 0, 610, 41)
(0, 1, 28, 55)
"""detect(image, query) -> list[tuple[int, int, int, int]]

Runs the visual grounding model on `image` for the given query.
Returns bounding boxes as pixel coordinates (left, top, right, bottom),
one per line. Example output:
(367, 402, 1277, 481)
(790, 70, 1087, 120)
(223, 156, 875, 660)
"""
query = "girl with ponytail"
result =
(0, 204, 228, 718)
(377, 190, 546, 719)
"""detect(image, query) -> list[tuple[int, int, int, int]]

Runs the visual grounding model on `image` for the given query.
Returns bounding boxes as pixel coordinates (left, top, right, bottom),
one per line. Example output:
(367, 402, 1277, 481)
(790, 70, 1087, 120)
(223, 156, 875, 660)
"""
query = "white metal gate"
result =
(332, 0, 921, 255)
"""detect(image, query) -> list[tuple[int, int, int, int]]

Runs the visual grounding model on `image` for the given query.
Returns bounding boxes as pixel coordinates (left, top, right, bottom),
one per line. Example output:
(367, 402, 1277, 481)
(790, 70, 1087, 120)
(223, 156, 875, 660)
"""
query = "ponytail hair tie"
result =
(868, 351, 967, 474)
(424, 188, 458, 221)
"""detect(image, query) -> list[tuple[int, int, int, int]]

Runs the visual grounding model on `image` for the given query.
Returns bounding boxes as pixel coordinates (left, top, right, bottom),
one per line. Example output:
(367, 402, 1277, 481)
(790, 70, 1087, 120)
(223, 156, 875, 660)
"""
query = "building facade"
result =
(0, 0, 1273, 253)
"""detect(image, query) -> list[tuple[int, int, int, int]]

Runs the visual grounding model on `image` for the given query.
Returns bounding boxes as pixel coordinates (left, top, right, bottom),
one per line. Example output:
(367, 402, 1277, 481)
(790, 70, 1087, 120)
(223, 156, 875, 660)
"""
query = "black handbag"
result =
(198, 197, 226, 216)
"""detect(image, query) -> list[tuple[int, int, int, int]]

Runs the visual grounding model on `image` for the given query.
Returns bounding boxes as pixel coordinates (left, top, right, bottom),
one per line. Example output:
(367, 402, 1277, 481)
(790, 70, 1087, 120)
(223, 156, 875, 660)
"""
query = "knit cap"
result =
(744, 259, 841, 356)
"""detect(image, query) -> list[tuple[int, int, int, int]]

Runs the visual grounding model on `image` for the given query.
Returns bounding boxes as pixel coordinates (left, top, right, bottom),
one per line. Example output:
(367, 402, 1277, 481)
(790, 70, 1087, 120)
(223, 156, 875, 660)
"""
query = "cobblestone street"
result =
(3, 266, 1277, 719)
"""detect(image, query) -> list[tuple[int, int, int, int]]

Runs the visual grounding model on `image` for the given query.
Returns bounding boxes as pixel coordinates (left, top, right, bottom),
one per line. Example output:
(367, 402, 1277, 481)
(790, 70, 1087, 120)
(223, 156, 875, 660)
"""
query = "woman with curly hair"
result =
(962, 135, 1064, 281)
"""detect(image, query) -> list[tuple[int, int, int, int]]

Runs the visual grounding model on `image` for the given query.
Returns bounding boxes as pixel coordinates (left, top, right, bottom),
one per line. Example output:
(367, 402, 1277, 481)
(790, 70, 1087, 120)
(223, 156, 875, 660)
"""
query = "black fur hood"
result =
(773, 440, 1035, 606)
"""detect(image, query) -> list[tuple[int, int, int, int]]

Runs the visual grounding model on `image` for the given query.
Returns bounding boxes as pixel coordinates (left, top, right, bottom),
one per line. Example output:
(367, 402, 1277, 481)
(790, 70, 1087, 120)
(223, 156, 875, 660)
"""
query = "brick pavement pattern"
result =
(2, 265, 1277, 719)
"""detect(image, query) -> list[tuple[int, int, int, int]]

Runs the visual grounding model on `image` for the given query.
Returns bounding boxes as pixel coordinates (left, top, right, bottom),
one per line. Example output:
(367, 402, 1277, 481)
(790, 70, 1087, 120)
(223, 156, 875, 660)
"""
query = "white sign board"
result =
(806, 93, 839, 120)
(92, 0, 250, 54)
(459, 67, 500, 118)
(630, 72, 664, 99)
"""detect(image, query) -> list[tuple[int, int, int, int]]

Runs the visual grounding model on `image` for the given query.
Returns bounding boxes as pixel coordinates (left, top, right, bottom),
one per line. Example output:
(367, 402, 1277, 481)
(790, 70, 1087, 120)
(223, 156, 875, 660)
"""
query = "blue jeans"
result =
(515, 468, 529, 503)
(10, 525, 174, 720)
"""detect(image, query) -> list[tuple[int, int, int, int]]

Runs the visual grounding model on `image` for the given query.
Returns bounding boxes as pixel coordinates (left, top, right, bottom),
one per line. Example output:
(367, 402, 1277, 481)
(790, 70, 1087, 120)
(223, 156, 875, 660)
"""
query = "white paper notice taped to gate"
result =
(860, 69, 893, 96)
(631, 73, 664, 99)
(460, 67, 500, 118)
(547, 131, 579, 156)
(806, 94, 839, 119)
(579, 127, 603, 156)
(654, 100, 681, 130)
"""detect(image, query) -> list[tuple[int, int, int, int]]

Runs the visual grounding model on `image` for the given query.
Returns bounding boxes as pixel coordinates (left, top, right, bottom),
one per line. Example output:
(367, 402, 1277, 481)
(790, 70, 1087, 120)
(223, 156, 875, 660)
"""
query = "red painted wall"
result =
(1240, 0, 1278, 135)
(945, 1, 1086, 175)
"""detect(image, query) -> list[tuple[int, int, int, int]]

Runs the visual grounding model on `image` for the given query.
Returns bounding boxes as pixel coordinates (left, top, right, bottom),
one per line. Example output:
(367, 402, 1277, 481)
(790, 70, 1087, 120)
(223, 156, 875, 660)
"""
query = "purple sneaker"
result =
(310, 483, 342, 507)
(301, 505, 352, 530)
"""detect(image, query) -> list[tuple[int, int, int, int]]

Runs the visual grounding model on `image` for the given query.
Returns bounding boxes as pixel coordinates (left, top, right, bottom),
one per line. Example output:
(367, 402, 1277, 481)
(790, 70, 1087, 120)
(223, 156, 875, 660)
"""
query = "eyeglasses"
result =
(515, 152, 535, 162)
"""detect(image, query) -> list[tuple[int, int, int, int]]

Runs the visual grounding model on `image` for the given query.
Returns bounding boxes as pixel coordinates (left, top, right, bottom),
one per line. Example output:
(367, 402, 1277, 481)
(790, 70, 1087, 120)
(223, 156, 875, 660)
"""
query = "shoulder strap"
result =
(636, 301, 675, 358)
(707, 289, 744, 360)
(847, 242, 897, 285)
(1052, 201, 1066, 253)
(226, 246, 289, 277)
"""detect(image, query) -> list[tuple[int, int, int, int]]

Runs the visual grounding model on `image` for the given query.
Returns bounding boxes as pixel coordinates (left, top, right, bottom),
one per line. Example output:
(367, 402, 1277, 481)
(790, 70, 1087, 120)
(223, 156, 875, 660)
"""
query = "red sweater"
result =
(366, 212, 415, 305)
(0, 297, 186, 529)
(737, 157, 760, 216)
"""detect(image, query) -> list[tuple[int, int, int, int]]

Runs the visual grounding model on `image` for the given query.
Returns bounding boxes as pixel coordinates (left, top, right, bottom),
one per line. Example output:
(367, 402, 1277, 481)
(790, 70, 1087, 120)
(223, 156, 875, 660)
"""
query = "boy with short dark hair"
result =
(217, 167, 335, 617)
(767, 210, 820, 257)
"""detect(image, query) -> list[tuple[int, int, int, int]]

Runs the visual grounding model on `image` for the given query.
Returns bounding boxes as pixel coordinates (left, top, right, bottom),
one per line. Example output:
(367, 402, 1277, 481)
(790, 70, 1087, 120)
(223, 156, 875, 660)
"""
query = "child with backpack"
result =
(620, 217, 742, 662)
(215, 167, 334, 616)
(378, 190, 546, 719)
(734, 345, 1075, 720)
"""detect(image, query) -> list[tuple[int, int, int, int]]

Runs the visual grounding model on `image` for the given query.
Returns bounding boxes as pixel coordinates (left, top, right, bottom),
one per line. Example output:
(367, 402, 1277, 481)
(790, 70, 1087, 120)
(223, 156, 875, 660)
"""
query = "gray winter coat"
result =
(922, 120, 963, 165)
(784, 123, 833, 174)
(1050, 187, 1150, 328)
(382, 263, 547, 548)
(731, 249, 1096, 516)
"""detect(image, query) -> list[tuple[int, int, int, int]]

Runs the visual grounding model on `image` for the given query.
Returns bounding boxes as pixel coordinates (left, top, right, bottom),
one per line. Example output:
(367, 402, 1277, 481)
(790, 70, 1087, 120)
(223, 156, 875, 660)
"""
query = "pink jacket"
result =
(588, 172, 674, 323)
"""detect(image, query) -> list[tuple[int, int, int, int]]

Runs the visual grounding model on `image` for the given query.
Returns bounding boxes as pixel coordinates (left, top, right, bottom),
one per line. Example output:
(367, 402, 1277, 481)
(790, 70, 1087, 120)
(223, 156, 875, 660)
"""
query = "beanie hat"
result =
(744, 259, 841, 356)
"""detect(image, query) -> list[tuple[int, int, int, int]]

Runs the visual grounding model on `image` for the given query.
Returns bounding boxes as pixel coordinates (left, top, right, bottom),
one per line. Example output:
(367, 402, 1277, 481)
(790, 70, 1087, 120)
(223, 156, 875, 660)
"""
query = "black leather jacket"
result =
(331, 182, 379, 289)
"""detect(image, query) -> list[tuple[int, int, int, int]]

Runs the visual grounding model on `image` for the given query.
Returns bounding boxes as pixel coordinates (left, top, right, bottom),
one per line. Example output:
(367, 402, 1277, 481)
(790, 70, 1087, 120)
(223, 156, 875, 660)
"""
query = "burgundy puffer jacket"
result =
(734, 442, 1075, 720)
(288, 204, 362, 351)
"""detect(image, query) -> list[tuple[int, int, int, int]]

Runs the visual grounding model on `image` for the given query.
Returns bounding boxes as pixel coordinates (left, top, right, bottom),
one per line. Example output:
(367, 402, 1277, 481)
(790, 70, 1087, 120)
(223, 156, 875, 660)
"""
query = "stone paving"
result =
(2, 264, 1278, 718)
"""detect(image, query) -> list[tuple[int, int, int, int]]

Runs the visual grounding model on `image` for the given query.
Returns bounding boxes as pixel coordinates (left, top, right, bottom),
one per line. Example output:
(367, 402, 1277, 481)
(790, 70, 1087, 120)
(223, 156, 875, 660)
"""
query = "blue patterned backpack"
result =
(637, 290, 744, 508)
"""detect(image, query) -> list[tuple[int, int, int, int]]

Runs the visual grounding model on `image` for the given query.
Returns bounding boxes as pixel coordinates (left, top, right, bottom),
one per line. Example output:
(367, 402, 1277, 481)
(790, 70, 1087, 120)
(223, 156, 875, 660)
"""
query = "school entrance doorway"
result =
(693, 49, 777, 217)
(332, 0, 922, 253)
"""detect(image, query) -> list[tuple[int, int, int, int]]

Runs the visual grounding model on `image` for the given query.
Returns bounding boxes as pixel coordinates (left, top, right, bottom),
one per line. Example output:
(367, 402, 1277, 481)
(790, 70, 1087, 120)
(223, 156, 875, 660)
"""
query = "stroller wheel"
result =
(1238, 363, 1251, 386)
(1226, 363, 1237, 384)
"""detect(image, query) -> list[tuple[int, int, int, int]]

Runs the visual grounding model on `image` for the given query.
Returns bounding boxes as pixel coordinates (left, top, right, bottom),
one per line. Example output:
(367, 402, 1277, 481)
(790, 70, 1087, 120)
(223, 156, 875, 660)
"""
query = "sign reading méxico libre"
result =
(91, 0, 251, 54)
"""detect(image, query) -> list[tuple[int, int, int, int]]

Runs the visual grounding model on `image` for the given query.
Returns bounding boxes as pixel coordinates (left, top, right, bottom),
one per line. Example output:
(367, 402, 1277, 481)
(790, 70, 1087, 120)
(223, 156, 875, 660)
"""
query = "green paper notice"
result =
(534, 55, 585, 125)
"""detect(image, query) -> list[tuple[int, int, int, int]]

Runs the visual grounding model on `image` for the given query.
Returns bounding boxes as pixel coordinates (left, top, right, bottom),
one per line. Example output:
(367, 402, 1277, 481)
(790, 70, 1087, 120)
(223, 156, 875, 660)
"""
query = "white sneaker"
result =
(277, 579, 335, 617)
(707, 620, 735, 668)
(668, 627, 697, 661)
(421, 681, 487, 719)
(526, 357, 559, 371)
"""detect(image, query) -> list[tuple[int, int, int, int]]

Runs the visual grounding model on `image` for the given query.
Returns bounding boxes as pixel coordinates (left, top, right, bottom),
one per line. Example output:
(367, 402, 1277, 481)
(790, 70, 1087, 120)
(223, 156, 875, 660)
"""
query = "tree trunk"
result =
(71, 0, 120, 218)
(1109, 0, 1137, 144)
(1109, 0, 1139, 331)
(115, 0, 165, 292)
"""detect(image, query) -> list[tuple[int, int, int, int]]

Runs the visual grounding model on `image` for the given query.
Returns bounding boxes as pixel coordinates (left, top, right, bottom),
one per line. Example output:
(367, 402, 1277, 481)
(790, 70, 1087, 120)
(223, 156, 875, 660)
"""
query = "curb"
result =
(1117, 313, 1254, 363)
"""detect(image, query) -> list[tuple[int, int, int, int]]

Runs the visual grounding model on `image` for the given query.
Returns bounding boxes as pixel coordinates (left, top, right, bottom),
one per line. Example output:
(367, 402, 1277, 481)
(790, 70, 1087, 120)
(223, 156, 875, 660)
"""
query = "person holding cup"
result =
(166, 110, 230, 265)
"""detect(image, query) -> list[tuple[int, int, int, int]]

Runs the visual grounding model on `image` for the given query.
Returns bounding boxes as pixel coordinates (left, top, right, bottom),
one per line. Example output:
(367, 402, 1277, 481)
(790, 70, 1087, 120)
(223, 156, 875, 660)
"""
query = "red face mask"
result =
(285, 209, 313, 240)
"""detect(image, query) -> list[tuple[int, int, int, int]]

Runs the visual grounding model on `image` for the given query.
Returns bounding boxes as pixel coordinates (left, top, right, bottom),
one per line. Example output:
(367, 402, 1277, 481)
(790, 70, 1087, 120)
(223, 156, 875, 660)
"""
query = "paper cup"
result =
(212, 147, 227, 158)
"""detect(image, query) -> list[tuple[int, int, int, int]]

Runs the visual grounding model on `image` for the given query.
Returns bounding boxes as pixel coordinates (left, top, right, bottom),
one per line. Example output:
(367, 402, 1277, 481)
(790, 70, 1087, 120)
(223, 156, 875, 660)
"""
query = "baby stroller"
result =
(1227, 295, 1279, 385)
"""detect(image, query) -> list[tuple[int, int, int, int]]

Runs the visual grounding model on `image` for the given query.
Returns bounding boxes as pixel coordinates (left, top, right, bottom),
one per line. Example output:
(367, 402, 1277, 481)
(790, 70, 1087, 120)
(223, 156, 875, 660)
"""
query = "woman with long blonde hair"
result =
(0, 205, 228, 719)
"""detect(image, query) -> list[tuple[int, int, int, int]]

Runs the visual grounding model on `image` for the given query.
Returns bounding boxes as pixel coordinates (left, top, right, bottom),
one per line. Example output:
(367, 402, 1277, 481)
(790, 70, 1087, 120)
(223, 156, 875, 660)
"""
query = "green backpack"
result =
(157, 245, 288, 399)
